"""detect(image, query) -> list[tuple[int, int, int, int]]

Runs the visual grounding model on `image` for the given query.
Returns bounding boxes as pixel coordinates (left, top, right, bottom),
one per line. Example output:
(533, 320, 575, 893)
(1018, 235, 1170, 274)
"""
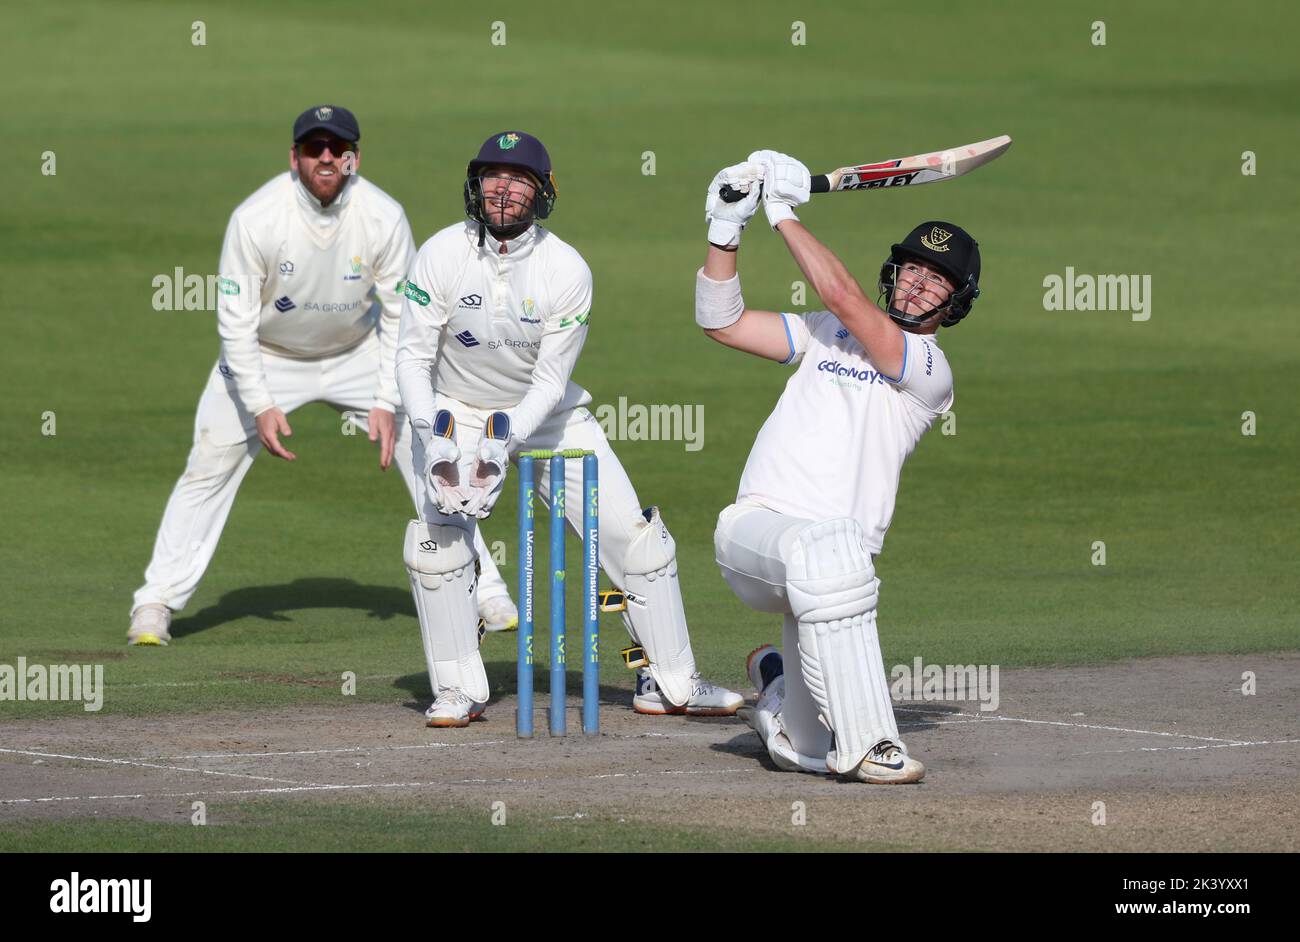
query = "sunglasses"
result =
(298, 138, 356, 158)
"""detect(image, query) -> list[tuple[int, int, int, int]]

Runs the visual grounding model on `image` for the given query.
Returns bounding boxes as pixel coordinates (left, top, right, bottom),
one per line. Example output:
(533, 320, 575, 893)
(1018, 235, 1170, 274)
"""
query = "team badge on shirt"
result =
(344, 256, 363, 281)
(520, 299, 540, 324)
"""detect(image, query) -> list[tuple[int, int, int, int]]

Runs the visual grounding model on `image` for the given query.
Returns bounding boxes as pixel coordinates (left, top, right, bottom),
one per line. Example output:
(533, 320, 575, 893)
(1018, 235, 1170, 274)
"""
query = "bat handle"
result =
(718, 182, 757, 204)
(720, 175, 831, 202)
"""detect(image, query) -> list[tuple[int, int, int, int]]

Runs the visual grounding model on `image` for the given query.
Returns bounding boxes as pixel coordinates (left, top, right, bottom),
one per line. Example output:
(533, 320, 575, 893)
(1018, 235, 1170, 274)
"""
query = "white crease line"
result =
(0, 766, 755, 805)
(114, 673, 401, 690)
(893, 708, 1250, 745)
(589, 768, 754, 781)
(0, 747, 318, 788)
(1068, 738, 1300, 757)
(123, 740, 509, 761)
(117, 729, 730, 762)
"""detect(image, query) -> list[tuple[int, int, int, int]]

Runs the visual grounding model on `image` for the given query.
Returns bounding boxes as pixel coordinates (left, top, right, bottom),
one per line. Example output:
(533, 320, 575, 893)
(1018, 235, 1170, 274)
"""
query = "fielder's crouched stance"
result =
(395, 131, 741, 728)
(126, 105, 515, 645)
(699, 151, 981, 783)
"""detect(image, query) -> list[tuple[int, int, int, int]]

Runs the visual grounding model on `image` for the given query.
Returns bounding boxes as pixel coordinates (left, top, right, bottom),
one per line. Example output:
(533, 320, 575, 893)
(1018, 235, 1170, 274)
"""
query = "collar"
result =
(467, 220, 540, 261)
(293, 172, 354, 217)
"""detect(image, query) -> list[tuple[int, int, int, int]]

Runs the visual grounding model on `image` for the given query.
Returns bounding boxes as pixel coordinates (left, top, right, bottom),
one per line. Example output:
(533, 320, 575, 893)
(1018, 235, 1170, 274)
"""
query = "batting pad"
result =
(785, 518, 896, 774)
(403, 519, 489, 703)
(620, 508, 698, 706)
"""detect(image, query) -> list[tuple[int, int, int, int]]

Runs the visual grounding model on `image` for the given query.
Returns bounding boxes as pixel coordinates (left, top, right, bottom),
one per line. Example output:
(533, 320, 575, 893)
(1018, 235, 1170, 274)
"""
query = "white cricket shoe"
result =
(844, 740, 926, 784)
(478, 595, 518, 633)
(632, 668, 744, 717)
(424, 689, 486, 728)
(127, 604, 172, 646)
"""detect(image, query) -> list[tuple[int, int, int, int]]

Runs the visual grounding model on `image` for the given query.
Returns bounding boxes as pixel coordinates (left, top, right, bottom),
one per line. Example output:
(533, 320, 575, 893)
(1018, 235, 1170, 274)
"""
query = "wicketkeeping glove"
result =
(748, 150, 811, 229)
(461, 412, 512, 519)
(416, 409, 465, 516)
(705, 162, 763, 248)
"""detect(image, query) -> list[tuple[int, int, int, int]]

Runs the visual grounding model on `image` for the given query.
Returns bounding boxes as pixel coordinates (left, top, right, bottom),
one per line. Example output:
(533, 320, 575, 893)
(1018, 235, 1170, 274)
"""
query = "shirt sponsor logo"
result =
(404, 280, 431, 306)
(455, 330, 480, 347)
(458, 294, 482, 309)
(488, 338, 541, 350)
(274, 296, 296, 312)
(218, 363, 234, 378)
(218, 276, 241, 296)
(835, 327, 849, 339)
(558, 311, 589, 329)
(817, 359, 886, 385)
(921, 339, 934, 376)
(303, 300, 364, 312)
(279, 260, 295, 275)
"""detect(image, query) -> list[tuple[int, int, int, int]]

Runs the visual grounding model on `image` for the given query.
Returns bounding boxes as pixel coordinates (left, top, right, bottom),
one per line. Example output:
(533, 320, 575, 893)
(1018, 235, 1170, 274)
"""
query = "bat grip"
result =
(720, 175, 830, 202)
(718, 182, 753, 204)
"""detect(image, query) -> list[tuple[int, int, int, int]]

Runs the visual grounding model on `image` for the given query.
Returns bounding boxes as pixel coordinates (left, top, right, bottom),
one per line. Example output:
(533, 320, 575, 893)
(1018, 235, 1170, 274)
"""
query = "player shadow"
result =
(391, 662, 625, 715)
(170, 578, 413, 639)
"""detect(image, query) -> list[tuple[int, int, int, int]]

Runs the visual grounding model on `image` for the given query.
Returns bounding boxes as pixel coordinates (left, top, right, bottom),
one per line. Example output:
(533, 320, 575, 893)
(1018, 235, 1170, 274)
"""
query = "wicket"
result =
(516, 449, 599, 737)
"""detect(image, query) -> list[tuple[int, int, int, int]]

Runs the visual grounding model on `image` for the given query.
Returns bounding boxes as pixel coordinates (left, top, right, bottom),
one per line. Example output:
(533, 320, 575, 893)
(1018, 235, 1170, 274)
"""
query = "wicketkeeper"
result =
(395, 130, 742, 727)
(698, 151, 981, 783)
(127, 105, 515, 644)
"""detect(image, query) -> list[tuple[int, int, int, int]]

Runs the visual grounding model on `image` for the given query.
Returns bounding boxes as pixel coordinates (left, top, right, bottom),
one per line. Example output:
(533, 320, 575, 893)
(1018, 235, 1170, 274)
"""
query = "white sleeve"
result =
(214, 214, 272, 416)
(371, 213, 416, 412)
(395, 243, 450, 435)
(775, 311, 821, 366)
(888, 333, 954, 414)
(506, 256, 593, 442)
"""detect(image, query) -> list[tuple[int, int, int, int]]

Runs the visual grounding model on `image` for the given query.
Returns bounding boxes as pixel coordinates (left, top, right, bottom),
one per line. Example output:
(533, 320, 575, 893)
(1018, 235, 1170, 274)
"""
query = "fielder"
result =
(698, 151, 981, 783)
(127, 105, 515, 644)
(395, 130, 743, 727)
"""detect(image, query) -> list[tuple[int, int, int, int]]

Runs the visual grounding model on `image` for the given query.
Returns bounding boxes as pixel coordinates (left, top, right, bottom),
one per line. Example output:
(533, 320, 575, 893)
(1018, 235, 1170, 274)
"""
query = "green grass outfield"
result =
(3, 0, 1297, 849)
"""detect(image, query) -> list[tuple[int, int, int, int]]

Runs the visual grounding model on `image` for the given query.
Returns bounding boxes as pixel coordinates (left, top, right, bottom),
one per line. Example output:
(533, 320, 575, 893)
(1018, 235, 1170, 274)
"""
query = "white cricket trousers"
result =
(131, 334, 510, 614)
(713, 500, 838, 762)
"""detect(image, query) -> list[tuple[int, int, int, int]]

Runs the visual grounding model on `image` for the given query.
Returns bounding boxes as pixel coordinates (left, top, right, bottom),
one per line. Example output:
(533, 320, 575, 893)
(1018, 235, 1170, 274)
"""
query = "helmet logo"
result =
(315, 106, 333, 121)
(497, 133, 521, 150)
(921, 227, 952, 252)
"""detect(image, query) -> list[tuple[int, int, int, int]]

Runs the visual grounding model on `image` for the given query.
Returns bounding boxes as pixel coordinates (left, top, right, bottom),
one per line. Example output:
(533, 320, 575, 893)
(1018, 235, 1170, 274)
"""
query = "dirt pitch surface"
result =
(2, 653, 1297, 851)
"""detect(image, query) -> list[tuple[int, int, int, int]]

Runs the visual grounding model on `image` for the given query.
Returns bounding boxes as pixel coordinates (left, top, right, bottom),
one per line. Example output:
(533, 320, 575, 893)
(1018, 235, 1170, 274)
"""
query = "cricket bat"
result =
(718, 135, 1011, 202)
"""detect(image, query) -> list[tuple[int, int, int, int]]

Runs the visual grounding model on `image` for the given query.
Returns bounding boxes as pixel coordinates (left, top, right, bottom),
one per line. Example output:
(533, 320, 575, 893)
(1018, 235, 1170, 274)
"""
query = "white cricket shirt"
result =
(736, 311, 955, 554)
(395, 221, 593, 442)
(215, 173, 415, 416)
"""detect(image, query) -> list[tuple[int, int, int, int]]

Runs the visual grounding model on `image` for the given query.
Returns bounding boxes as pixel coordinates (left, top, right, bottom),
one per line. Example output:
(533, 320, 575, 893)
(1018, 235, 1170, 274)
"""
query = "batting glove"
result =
(705, 162, 763, 248)
(462, 412, 512, 519)
(748, 150, 811, 229)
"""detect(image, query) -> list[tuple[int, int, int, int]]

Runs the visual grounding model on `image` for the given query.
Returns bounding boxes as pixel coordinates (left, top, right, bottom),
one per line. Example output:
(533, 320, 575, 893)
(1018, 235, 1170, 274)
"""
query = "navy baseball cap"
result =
(467, 131, 551, 184)
(293, 105, 360, 143)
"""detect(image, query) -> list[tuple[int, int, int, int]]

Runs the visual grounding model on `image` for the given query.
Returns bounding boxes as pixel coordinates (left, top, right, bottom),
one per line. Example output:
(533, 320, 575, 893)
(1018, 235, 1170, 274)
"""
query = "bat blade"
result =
(818, 134, 1011, 194)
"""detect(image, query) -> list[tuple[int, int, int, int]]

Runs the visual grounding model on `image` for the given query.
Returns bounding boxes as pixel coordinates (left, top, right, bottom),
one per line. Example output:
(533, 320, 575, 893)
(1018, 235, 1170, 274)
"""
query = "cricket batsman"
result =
(127, 105, 516, 644)
(697, 151, 981, 783)
(395, 130, 743, 727)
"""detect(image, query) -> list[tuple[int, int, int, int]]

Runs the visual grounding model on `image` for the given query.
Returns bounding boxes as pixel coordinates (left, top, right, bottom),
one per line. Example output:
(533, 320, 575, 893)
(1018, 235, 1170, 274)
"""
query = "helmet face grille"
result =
(878, 252, 980, 331)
